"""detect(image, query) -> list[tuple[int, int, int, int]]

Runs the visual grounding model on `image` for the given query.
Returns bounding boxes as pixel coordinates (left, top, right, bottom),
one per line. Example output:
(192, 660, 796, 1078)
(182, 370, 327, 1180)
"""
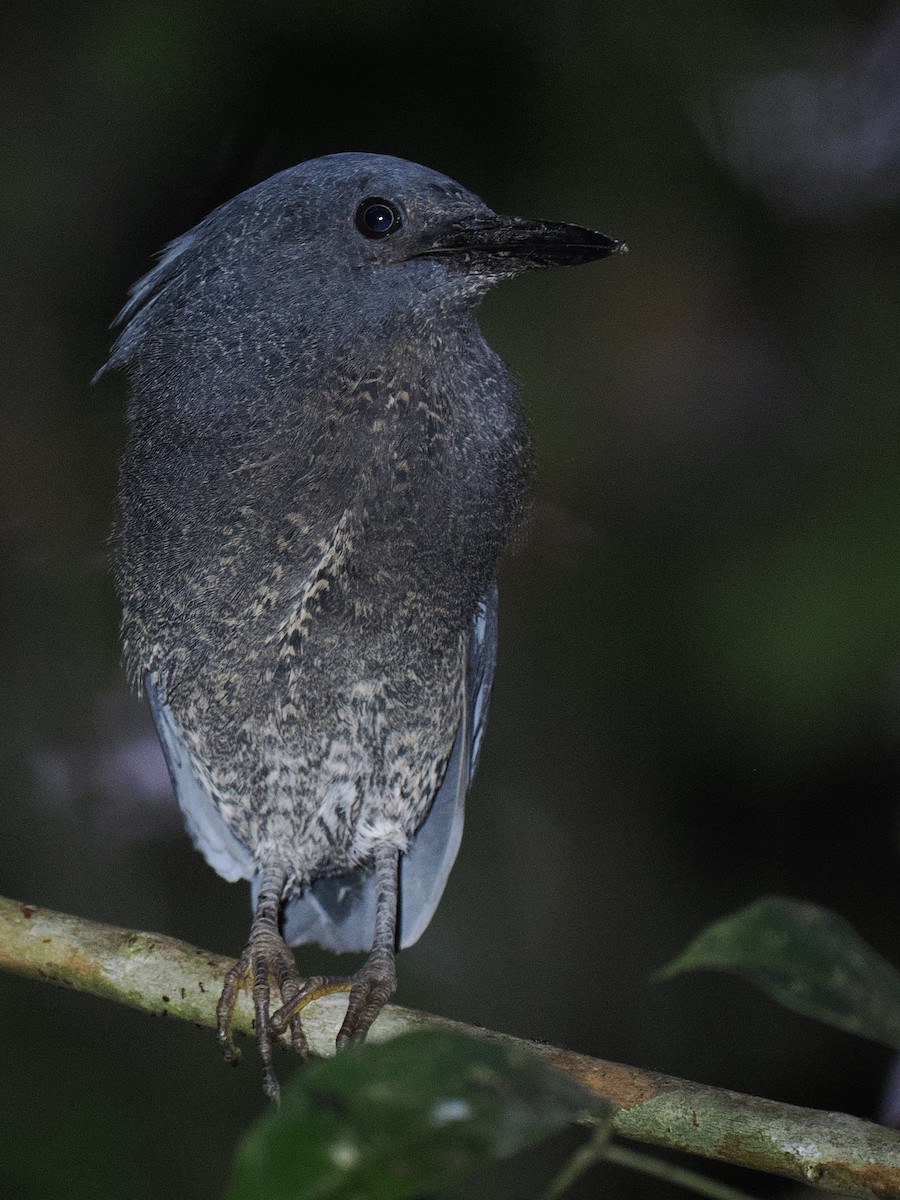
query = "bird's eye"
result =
(355, 198, 402, 239)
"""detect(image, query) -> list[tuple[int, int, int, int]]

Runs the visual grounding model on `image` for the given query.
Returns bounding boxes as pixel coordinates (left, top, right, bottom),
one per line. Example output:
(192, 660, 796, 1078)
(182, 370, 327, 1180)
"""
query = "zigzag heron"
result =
(101, 153, 622, 1098)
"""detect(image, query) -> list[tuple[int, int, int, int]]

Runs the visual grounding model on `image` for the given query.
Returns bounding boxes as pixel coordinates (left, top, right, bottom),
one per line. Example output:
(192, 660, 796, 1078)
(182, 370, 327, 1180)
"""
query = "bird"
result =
(100, 152, 622, 1099)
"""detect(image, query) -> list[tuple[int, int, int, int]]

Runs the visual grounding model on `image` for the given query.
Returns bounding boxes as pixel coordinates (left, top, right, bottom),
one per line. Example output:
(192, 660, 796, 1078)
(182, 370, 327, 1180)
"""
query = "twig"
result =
(1, 893, 898, 1198)
(602, 1143, 761, 1200)
(539, 1125, 609, 1199)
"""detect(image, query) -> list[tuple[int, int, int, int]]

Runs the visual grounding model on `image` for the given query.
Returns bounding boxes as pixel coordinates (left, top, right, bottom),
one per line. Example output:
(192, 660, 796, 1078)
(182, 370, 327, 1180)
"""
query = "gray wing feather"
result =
(280, 585, 499, 952)
(145, 676, 256, 883)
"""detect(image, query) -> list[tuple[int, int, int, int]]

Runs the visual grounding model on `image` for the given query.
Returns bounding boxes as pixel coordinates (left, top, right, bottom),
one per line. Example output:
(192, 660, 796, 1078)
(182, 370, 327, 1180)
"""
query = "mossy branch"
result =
(1, 893, 898, 1198)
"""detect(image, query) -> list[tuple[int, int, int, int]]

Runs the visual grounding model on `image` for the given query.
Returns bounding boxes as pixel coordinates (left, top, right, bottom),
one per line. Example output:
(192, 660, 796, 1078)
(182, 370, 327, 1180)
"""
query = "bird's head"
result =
(247, 151, 624, 303)
(99, 153, 622, 400)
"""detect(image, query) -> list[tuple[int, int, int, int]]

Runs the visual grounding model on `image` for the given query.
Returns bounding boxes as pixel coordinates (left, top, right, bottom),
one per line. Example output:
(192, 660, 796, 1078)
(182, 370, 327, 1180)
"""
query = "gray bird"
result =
(101, 152, 621, 1098)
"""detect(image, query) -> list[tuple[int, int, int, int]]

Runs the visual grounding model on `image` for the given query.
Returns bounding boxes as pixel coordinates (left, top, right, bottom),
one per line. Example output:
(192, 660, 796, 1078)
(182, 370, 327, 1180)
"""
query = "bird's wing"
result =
(280, 584, 499, 952)
(145, 675, 256, 883)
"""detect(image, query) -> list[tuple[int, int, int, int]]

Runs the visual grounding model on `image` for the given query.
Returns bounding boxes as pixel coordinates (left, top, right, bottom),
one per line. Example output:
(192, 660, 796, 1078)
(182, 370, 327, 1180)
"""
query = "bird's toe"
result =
(216, 928, 305, 1101)
(336, 951, 397, 1049)
(269, 974, 354, 1037)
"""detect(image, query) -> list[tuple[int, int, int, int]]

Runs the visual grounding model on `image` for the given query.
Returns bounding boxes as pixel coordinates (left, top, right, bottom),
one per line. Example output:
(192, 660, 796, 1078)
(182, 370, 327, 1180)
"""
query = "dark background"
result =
(3, 1, 900, 1196)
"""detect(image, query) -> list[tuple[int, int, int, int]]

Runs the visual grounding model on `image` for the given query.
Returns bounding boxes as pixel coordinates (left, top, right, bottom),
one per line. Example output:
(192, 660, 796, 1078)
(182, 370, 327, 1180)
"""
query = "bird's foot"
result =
(336, 949, 397, 1048)
(269, 948, 397, 1051)
(216, 925, 306, 1102)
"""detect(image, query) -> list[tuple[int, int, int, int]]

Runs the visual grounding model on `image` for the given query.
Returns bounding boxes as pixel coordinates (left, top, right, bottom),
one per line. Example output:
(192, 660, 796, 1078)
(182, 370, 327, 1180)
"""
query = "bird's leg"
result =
(337, 845, 400, 1047)
(216, 863, 303, 1102)
(269, 846, 400, 1050)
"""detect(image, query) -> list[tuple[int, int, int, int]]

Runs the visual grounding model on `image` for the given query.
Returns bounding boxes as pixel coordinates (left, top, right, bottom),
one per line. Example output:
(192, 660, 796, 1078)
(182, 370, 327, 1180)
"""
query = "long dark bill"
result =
(423, 214, 625, 271)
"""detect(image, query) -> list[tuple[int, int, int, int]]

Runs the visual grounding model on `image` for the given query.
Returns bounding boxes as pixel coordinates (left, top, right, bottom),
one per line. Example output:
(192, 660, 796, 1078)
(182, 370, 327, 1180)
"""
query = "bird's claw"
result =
(216, 929, 306, 1102)
(268, 975, 352, 1036)
(215, 860, 398, 1099)
(337, 951, 397, 1048)
(267, 952, 397, 1051)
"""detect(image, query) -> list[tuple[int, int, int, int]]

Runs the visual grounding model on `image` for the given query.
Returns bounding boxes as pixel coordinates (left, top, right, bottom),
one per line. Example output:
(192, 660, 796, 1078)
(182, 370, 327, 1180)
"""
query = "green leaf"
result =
(227, 1029, 609, 1200)
(659, 895, 900, 1050)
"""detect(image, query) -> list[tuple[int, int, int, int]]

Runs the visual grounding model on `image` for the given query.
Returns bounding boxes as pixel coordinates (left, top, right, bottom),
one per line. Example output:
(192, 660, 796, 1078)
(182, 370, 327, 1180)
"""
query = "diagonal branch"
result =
(2, 892, 898, 1198)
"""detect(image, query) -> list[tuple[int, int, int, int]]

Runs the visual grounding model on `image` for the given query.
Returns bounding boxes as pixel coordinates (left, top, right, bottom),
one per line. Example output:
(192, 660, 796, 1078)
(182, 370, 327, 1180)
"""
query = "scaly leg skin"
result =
(335, 944, 398, 1048)
(269, 846, 400, 1052)
(216, 864, 306, 1102)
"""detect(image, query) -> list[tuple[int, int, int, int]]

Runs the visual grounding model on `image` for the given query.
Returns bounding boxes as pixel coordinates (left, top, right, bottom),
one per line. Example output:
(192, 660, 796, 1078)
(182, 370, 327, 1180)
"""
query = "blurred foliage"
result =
(662, 896, 900, 1050)
(3, 1, 900, 1197)
(228, 1031, 608, 1200)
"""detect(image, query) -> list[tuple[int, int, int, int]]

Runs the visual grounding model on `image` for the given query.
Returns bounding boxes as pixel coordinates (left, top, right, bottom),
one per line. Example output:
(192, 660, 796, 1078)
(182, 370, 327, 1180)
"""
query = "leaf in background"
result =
(227, 1029, 610, 1200)
(659, 895, 900, 1049)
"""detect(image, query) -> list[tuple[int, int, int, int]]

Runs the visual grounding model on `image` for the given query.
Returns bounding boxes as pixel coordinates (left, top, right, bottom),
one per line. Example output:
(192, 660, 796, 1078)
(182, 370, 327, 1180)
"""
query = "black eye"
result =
(355, 198, 401, 239)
